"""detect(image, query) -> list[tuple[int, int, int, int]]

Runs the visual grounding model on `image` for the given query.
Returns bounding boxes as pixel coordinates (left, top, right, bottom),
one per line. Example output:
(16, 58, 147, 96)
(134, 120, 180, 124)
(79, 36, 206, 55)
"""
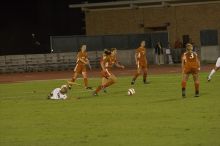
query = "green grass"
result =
(0, 72, 220, 146)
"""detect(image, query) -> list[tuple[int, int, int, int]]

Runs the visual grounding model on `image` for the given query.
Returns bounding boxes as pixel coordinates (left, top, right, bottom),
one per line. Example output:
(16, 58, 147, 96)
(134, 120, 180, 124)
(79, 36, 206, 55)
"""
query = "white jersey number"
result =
(190, 53, 194, 59)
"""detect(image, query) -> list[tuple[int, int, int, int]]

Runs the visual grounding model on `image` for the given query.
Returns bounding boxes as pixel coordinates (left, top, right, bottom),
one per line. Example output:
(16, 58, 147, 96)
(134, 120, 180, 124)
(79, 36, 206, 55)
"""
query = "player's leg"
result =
(181, 73, 189, 97)
(131, 66, 141, 85)
(208, 57, 220, 81)
(47, 92, 53, 99)
(70, 64, 80, 83)
(142, 66, 148, 84)
(67, 64, 81, 89)
(67, 72, 78, 89)
(208, 67, 220, 82)
(193, 73, 200, 97)
(82, 66, 92, 90)
(82, 71, 91, 89)
(94, 74, 117, 95)
(102, 77, 108, 93)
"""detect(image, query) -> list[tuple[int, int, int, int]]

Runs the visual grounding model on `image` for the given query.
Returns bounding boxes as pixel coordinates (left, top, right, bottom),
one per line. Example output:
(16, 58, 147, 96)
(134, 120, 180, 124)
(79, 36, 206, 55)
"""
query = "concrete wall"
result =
(85, 3, 220, 47)
(0, 49, 157, 73)
(1, 46, 217, 73)
(201, 46, 220, 62)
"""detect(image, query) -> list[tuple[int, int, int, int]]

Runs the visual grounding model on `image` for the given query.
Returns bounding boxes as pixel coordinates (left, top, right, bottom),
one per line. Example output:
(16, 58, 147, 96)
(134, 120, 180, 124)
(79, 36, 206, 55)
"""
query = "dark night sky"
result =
(0, 0, 116, 55)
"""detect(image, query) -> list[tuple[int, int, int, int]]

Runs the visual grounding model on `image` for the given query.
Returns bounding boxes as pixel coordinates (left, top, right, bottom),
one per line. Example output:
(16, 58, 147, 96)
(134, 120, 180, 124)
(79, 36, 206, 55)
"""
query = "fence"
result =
(0, 48, 187, 73)
(50, 32, 169, 53)
(0, 53, 76, 73)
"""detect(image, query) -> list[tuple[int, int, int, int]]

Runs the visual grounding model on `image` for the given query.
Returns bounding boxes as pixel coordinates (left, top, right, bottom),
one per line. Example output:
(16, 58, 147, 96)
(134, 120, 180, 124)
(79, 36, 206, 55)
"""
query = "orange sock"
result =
(95, 85, 102, 93)
(181, 80, 186, 89)
(195, 82, 199, 92)
(95, 80, 114, 93)
(103, 80, 114, 88)
(143, 72, 147, 82)
(132, 73, 139, 81)
(84, 78, 88, 87)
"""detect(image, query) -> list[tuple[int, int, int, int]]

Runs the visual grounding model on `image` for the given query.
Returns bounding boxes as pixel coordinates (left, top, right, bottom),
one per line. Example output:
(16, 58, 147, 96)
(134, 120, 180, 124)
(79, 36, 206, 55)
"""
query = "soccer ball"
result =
(127, 88, 135, 95)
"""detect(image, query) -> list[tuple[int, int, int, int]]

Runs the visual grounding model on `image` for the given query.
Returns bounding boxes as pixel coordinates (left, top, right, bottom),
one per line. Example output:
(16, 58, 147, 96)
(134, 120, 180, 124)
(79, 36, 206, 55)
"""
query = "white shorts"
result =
(216, 57, 220, 68)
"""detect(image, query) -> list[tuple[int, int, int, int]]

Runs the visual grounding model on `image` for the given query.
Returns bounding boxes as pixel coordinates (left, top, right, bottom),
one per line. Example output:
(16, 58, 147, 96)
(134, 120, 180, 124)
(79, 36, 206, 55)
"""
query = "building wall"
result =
(85, 3, 220, 47)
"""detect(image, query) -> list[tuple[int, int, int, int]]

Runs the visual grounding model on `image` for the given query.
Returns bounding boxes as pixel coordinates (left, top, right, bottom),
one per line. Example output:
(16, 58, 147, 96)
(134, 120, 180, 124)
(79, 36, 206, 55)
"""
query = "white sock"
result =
(208, 69, 216, 79)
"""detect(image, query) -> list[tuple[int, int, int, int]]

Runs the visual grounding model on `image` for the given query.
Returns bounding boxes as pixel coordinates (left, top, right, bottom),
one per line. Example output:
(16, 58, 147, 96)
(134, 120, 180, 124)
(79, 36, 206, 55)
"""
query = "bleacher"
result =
(0, 52, 100, 73)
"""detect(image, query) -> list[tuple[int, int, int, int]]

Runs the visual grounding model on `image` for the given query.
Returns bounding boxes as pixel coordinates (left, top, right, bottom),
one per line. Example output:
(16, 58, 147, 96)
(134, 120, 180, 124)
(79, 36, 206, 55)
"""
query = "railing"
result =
(0, 48, 187, 73)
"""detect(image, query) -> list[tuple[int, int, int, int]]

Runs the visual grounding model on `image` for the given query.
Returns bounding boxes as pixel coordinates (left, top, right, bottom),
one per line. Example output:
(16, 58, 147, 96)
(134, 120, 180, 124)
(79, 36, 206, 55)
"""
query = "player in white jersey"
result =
(207, 57, 220, 82)
(48, 85, 68, 100)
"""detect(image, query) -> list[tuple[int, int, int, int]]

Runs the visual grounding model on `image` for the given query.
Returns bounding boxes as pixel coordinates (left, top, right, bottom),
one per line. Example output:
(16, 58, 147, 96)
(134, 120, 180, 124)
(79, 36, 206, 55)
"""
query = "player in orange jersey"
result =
(68, 45, 92, 90)
(181, 43, 200, 97)
(93, 49, 124, 96)
(131, 41, 148, 85)
(101, 48, 123, 93)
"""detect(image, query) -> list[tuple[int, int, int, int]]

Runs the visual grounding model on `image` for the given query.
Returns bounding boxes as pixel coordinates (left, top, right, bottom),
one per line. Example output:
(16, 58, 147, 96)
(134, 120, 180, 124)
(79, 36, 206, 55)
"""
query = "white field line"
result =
(6, 75, 181, 83)
(0, 81, 187, 99)
(1, 89, 95, 99)
(10, 73, 219, 83)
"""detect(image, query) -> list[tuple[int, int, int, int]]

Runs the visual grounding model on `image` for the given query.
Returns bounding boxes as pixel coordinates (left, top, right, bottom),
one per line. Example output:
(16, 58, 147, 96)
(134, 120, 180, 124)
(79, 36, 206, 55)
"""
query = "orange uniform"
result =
(74, 51, 88, 73)
(100, 54, 113, 78)
(136, 47, 147, 68)
(182, 51, 200, 74)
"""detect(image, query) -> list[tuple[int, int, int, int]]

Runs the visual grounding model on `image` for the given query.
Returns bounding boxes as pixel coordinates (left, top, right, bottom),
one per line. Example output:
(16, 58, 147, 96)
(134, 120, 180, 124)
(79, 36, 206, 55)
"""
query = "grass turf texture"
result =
(0, 73, 220, 146)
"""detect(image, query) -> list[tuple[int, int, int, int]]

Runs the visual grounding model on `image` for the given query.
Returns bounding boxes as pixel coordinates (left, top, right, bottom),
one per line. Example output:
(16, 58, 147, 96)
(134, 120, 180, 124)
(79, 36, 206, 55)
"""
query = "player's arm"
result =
(79, 58, 88, 64)
(196, 54, 201, 70)
(86, 59, 92, 69)
(144, 48, 147, 63)
(115, 61, 125, 69)
(85, 53, 92, 69)
(114, 56, 125, 69)
(135, 52, 139, 65)
(100, 60, 106, 71)
(76, 53, 89, 64)
(181, 54, 186, 73)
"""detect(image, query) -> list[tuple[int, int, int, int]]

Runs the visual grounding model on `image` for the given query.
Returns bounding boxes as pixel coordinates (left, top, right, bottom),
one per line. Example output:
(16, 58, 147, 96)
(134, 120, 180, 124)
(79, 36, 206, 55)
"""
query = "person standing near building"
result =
(155, 41, 164, 65)
(131, 41, 148, 85)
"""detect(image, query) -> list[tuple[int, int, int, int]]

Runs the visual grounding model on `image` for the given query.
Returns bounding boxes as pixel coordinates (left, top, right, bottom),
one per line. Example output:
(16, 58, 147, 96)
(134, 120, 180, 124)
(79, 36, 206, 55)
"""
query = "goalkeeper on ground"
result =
(48, 85, 68, 100)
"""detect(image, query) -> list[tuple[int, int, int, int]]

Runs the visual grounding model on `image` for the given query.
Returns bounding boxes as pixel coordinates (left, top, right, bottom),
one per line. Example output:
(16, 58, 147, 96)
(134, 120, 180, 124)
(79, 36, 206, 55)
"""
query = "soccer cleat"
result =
(194, 94, 199, 97)
(47, 93, 52, 99)
(143, 81, 150, 84)
(85, 86, 93, 90)
(102, 88, 107, 93)
(131, 80, 135, 85)
(207, 77, 211, 82)
(182, 89, 186, 98)
(93, 92, 98, 96)
(68, 85, 72, 90)
(195, 91, 200, 97)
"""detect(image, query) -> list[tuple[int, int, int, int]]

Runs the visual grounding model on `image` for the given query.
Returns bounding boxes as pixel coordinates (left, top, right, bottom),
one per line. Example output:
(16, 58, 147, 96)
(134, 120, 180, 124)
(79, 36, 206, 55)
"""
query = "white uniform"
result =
(216, 57, 220, 68)
(49, 88, 67, 100)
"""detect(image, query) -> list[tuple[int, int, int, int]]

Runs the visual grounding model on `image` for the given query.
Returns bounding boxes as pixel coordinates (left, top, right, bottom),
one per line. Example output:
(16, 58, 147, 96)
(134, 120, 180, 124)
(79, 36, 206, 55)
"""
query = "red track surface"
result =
(0, 65, 213, 83)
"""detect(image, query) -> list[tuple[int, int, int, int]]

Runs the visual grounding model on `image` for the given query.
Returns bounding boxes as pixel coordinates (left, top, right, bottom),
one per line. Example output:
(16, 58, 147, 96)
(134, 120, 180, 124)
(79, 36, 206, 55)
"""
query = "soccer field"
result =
(0, 73, 220, 146)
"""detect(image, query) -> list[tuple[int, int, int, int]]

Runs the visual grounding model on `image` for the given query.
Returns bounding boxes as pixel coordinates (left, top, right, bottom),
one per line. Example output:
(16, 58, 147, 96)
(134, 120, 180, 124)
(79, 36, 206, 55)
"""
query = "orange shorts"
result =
(74, 64, 86, 74)
(184, 67, 199, 74)
(137, 62, 147, 69)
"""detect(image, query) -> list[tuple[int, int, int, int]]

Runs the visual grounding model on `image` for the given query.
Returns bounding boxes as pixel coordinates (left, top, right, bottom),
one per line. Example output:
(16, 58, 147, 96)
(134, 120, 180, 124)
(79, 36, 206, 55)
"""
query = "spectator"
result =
(155, 41, 164, 65)
(32, 33, 41, 46)
(165, 43, 173, 64)
(174, 38, 183, 49)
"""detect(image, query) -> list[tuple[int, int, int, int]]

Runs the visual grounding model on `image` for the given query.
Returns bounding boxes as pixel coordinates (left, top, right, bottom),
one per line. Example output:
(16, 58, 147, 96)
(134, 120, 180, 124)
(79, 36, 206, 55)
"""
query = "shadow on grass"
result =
(150, 98, 181, 103)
